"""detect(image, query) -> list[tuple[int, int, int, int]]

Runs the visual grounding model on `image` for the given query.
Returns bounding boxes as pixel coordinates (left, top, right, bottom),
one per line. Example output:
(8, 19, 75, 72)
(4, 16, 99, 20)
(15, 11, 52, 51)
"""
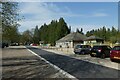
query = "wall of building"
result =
(84, 40, 97, 44)
(56, 41, 73, 48)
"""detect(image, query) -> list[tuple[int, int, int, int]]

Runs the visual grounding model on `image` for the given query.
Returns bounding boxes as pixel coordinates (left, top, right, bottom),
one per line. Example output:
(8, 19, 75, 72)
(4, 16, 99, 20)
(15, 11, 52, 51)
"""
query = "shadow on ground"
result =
(2, 47, 68, 79)
(27, 46, 120, 79)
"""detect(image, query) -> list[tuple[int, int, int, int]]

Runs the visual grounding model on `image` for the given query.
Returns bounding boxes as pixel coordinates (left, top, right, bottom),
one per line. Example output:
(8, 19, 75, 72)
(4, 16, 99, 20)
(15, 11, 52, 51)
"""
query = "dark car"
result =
(0, 42, 9, 48)
(74, 44, 91, 54)
(10, 43, 19, 46)
(110, 46, 120, 62)
(90, 45, 111, 58)
(0, 40, 10, 48)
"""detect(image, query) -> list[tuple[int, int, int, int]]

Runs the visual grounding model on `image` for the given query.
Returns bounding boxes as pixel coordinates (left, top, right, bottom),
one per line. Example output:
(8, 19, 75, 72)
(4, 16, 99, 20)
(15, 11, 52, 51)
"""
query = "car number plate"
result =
(114, 57, 120, 59)
(92, 53, 96, 54)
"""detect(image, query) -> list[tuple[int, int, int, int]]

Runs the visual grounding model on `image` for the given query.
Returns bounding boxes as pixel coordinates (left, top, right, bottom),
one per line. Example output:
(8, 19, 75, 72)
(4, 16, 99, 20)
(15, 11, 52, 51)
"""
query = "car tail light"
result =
(110, 51, 112, 53)
(98, 49, 102, 52)
(110, 51, 112, 56)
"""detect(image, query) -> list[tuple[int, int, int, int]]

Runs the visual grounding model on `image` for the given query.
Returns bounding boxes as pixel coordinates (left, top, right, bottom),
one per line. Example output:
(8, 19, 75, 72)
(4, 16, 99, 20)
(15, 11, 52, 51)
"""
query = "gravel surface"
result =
(2, 46, 72, 79)
(43, 49, 120, 70)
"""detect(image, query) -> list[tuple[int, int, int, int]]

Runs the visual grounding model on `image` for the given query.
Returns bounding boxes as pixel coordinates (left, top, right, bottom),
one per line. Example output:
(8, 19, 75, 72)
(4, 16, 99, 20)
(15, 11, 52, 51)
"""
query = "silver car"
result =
(74, 44, 91, 54)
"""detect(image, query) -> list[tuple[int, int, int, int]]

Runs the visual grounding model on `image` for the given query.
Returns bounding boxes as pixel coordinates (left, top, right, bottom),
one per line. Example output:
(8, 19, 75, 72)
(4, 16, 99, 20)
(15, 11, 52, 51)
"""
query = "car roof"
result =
(76, 44, 90, 46)
(114, 46, 120, 47)
(93, 45, 109, 47)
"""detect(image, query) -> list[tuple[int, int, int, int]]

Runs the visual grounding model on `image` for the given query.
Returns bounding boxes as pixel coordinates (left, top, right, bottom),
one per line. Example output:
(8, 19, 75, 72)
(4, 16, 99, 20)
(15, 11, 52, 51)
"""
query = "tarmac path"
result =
(27, 46, 120, 79)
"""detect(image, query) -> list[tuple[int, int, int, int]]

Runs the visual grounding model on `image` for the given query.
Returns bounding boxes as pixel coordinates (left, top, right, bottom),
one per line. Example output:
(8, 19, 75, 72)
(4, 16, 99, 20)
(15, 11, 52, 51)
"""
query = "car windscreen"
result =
(93, 46, 102, 49)
(93, 46, 109, 49)
(83, 45, 91, 48)
(112, 46, 120, 50)
(75, 45, 91, 48)
(75, 45, 81, 48)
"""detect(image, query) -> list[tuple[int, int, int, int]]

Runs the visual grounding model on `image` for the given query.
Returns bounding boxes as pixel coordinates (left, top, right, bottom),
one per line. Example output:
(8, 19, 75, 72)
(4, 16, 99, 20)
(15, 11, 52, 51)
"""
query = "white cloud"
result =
(18, 2, 82, 32)
(92, 13, 109, 17)
(19, 2, 57, 19)
(18, 2, 61, 32)
(18, 2, 110, 32)
(18, 20, 50, 32)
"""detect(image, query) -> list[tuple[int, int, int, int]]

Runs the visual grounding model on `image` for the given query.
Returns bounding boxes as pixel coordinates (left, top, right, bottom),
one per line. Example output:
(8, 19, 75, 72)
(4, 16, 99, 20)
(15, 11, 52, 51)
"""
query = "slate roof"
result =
(56, 32, 87, 42)
(85, 35, 103, 41)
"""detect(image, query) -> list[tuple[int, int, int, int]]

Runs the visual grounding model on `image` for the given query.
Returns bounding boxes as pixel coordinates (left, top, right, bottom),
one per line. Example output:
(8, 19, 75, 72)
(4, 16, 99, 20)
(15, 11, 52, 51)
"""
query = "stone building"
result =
(56, 32, 87, 48)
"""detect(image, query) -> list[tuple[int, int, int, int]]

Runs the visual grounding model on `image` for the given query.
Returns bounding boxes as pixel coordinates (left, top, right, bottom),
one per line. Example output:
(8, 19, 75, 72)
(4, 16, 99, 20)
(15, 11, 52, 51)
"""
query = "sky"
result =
(18, 2, 118, 34)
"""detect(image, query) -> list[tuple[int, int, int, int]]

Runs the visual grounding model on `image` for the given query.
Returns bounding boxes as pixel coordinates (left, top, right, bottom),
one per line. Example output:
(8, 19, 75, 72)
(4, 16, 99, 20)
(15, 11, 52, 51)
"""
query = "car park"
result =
(90, 45, 111, 58)
(74, 44, 91, 54)
(110, 46, 120, 62)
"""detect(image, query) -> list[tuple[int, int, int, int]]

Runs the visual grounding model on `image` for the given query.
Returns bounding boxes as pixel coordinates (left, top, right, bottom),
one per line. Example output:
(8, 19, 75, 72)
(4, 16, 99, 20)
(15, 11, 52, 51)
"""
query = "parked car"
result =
(110, 46, 120, 62)
(10, 43, 19, 46)
(0, 40, 10, 48)
(74, 44, 91, 54)
(0, 42, 9, 48)
(30, 43, 38, 46)
(90, 45, 111, 58)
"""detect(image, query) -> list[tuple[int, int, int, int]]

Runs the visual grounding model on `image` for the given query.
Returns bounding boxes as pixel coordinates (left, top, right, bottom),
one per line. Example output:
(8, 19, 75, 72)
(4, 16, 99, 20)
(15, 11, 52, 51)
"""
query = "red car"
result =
(30, 43, 38, 46)
(110, 46, 120, 62)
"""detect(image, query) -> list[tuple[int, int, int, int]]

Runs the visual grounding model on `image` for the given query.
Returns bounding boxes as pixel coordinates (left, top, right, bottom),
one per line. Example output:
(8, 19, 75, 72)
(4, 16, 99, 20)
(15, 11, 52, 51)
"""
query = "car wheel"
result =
(110, 59, 114, 62)
(90, 54, 94, 57)
(2, 45, 5, 48)
(101, 54, 105, 59)
(74, 52, 77, 54)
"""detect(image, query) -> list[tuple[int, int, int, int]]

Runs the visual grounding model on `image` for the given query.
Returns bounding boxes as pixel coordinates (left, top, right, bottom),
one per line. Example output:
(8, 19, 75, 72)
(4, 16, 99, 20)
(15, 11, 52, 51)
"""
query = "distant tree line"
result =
(2, 2, 119, 45)
(21, 24, 120, 45)
(38, 18, 71, 45)
(86, 26, 120, 43)
(21, 18, 71, 46)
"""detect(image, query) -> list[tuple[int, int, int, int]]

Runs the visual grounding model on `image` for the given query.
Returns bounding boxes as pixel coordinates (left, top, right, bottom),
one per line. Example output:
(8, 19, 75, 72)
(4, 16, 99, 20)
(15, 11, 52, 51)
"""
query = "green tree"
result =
(76, 28, 84, 34)
(101, 26, 107, 41)
(20, 30, 33, 45)
(1, 2, 20, 43)
(86, 31, 91, 37)
(68, 26, 71, 33)
(76, 28, 80, 33)
(38, 17, 70, 45)
(39, 23, 49, 44)
(86, 26, 119, 43)
(33, 25, 39, 44)
(109, 27, 118, 43)
(57, 17, 70, 38)
(106, 28, 111, 41)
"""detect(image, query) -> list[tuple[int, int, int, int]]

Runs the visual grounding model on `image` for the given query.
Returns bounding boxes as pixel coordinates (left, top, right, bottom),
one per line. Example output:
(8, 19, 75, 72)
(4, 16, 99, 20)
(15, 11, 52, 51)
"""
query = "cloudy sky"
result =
(18, 2, 118, 33)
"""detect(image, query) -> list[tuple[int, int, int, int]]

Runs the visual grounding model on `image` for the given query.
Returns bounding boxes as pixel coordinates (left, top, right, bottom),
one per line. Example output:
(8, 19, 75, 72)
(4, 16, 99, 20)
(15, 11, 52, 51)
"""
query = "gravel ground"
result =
(43, 48, 120, 70)
(1, 46, 72, 79)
